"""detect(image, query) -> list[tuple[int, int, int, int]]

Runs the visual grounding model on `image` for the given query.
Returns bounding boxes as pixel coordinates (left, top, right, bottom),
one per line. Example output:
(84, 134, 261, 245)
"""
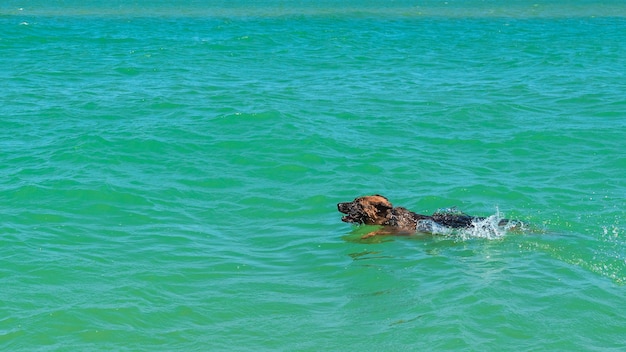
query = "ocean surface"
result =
(1, 0, 625, 350)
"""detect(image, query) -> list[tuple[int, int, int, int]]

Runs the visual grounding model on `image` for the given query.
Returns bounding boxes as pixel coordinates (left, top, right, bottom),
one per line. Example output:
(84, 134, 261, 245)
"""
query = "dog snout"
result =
(337, 202, 351, 213)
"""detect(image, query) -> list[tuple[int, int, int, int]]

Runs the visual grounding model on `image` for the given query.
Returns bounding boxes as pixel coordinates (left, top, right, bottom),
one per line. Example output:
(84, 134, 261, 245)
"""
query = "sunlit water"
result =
(1, 1, 625, 350)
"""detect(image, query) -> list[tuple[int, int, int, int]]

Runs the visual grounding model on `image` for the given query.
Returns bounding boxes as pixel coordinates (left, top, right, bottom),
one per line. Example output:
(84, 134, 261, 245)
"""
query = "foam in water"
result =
(434, 207, 521, 240)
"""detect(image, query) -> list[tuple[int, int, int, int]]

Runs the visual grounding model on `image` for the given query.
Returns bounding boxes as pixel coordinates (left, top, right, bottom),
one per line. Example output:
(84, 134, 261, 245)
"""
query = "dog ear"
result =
(372, 199, 392, 216)
(371, 195, 392, 210)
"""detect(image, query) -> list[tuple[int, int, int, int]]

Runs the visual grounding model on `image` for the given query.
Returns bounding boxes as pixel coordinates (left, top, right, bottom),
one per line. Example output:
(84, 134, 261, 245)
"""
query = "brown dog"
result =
(337, 194, 512, 238)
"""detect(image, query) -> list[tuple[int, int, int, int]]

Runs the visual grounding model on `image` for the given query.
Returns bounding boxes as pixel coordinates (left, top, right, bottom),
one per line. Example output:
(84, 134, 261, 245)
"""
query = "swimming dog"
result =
(337, 194, 514, 238)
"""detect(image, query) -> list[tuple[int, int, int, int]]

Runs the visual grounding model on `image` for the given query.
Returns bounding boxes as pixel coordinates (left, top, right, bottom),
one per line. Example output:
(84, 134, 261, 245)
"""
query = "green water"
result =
(1, 1, 625, 350)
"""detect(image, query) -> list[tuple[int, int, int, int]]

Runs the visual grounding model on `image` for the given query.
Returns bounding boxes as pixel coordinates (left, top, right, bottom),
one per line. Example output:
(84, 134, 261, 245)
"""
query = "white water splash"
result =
(457, 208, 522, 240)
(415, 208, 523, 240)
(417, 219, 454, 236)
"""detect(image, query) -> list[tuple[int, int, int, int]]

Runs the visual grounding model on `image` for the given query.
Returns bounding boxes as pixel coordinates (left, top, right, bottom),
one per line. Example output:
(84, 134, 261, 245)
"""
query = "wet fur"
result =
(337, 194, 508, 239)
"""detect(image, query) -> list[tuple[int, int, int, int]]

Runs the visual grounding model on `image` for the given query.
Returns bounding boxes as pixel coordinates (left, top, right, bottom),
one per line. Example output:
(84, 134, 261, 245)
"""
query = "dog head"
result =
(337, 195, 393, 225)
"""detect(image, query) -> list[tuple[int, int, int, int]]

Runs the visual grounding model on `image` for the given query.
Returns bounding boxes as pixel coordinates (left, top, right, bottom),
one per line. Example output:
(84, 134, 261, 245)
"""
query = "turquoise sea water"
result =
(2, 1, 626, 350)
